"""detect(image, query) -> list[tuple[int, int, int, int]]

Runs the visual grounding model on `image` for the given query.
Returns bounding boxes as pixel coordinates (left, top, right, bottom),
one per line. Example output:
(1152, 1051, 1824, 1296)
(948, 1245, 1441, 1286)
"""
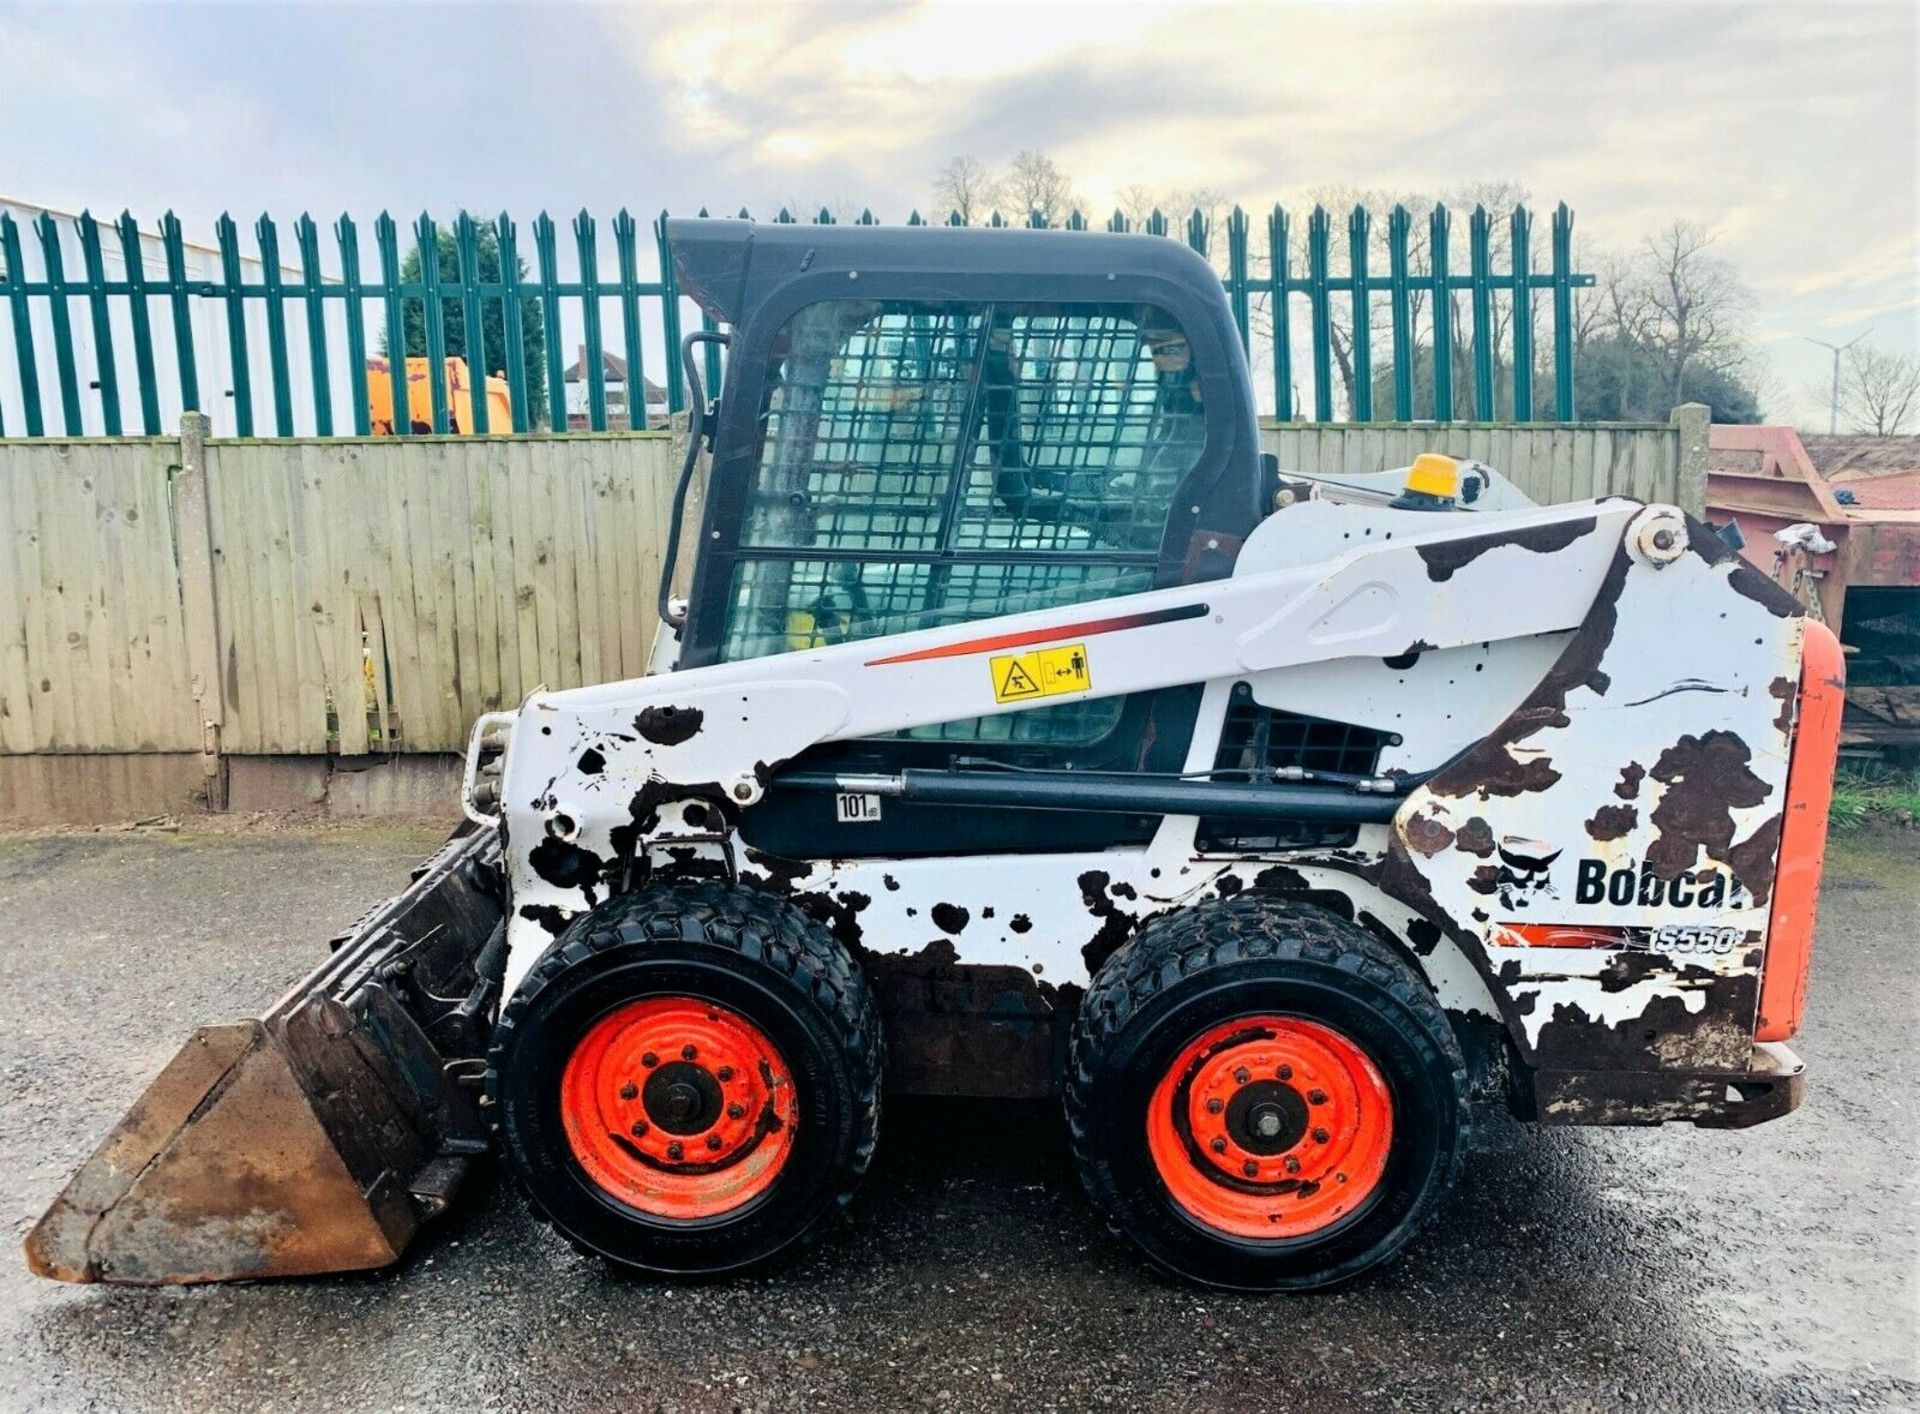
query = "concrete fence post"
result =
(173, 412, 227, 809)
(1670, 402, 1711, 516)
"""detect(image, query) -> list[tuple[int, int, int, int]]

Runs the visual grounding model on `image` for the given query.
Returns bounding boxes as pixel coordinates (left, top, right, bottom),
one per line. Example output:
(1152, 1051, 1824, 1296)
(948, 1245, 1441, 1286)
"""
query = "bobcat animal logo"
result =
(1495, 838, 1562, 911)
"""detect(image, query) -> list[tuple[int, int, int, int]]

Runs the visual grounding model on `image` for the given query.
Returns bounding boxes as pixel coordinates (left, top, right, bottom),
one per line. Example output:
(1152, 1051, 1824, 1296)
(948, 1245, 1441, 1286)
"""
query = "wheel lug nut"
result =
(1210, 1137, 1227, 1154)
(1277, 1064, 1293, 1081)
(666, 1141, 683, 1160)
(1242, 1160, 1259, 1177)
(1336, 1172, 1348, 1183)
(641, 1052, 658, 1068)
(1285, 1156, 1302, 1174)
(706, 1134, 723, 1150)
(1308, 1089, 1328, 1105)
(727, 1102, 747, 1120)
(1205, 1097, 1224, 1115)
(1312, 1126, 1330, 1143)
(682, 1044, 698, 1061)
(1233, 1067, 1251, 1085)
(630, 1120, 649, 1138)
(619, 1083, 638, 1100)
(716, 1066, 734, 1082)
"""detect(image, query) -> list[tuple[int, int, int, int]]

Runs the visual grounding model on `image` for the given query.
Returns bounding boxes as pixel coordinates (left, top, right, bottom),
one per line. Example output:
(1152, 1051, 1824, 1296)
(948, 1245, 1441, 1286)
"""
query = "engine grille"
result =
(1197, 694, 1392, 852)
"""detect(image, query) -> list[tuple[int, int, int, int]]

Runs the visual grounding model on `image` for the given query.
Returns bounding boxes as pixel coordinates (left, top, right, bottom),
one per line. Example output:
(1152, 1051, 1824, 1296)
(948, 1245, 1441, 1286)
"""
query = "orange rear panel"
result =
(1755, 621, 1845, 1042)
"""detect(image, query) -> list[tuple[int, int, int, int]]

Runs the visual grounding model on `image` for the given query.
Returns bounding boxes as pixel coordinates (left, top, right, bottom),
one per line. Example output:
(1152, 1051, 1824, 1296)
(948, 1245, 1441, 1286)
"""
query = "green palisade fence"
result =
(0, 202, 1592, 440)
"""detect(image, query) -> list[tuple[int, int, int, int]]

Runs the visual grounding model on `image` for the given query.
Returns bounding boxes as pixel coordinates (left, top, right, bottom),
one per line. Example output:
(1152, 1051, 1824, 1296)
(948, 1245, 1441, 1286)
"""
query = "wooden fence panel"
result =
(3, 421, 1684, 760)
(1260, 421, 1689, 511)
(205, 434, 677, 754)
(0, 439, 199, 753)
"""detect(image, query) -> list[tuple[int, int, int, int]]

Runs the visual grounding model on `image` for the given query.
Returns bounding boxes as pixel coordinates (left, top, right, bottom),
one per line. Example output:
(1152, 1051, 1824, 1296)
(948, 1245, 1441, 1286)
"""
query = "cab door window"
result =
(717, 298, 1207, 741)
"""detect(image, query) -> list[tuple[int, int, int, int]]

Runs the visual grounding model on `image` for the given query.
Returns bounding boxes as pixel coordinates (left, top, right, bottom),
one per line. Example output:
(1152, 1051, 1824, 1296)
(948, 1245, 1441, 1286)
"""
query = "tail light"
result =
(1755, 621, 1845, 1042)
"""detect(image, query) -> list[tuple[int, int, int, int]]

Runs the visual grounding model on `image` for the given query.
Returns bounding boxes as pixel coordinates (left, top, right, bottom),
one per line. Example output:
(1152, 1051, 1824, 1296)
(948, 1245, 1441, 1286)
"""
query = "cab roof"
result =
(664, 217, 1236, 331)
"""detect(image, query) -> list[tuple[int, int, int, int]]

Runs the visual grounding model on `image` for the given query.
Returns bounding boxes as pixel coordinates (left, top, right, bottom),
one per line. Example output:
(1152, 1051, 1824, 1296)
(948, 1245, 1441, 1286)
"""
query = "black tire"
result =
(1066, 896, 1468, 1292)
(486, 880, 882, 1277)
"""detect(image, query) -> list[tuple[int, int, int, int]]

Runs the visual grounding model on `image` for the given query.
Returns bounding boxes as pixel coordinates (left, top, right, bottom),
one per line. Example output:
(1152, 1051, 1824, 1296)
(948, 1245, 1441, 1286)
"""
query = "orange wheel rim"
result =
(560, 997, 798, 1220)
(1146, 1015, 1392, 1240)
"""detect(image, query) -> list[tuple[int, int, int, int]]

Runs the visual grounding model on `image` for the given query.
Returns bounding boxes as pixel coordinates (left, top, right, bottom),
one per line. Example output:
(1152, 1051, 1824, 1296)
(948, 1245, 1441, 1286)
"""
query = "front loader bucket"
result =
(26, 826, 506, 1285)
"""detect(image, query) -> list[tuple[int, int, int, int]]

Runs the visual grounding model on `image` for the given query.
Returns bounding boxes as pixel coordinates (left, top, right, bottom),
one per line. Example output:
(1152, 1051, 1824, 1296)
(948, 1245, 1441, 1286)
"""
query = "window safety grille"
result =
(746, 305, 984, 555)
(718, 296, 1207, 745)
(740, 301, 1203, 562)
(950, 310, 1202, 555)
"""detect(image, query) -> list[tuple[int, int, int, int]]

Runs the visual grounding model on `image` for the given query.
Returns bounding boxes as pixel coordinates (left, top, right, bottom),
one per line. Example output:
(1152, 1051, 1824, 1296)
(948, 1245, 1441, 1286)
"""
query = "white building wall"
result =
(1, 199, 356, 438)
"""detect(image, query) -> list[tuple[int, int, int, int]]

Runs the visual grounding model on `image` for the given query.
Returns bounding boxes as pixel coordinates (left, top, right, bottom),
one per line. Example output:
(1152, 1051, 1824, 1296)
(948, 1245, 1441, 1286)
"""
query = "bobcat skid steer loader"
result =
(28, 220, 1843, 1292)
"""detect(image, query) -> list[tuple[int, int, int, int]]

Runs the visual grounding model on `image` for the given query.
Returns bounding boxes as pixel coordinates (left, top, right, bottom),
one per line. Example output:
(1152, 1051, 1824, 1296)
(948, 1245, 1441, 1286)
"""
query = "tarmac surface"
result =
(0, 820, 1913, 1412)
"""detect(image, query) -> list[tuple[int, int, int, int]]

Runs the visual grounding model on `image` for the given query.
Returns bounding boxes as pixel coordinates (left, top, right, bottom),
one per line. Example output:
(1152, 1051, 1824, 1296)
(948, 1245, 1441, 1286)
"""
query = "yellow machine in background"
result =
(366, 356, 513, 434)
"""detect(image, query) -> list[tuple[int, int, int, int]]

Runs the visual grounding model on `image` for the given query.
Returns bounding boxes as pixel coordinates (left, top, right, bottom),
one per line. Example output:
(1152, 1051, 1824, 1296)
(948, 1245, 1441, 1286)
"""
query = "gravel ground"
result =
(0, 822, 1913, 1412)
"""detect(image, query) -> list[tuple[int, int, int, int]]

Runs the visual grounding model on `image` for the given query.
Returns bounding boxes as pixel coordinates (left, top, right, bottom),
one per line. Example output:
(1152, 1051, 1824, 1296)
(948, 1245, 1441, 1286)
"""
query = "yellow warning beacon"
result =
(1390, 452, 1461, 510)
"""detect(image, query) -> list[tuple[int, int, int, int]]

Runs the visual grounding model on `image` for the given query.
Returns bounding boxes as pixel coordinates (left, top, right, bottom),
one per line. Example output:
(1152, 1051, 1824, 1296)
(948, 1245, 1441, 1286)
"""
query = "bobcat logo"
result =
(1496, 838, 1562, 911)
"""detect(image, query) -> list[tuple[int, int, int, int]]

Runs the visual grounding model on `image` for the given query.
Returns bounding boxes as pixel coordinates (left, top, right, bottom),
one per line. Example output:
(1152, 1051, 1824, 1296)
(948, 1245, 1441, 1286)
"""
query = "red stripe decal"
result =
(1495, 923, 1629, 949)
(865, 603, 1207, 666)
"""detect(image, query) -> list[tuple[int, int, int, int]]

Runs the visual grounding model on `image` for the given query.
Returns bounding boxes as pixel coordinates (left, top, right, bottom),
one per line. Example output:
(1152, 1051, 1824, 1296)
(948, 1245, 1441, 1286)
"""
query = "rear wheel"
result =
(487, 881, 882, 1276)
(1067, 897, 1467, 1291)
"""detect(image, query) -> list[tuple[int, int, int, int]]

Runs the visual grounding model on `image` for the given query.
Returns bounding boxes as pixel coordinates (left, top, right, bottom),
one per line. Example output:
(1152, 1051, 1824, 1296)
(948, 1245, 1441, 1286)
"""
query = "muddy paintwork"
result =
(1383, 520, 1809, 1078)
(478, 488, 1809, 1114)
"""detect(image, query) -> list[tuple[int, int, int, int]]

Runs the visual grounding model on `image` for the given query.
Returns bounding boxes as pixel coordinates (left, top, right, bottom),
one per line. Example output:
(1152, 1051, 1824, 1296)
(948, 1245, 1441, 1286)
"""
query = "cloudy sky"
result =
(1, 0, 1913, 427)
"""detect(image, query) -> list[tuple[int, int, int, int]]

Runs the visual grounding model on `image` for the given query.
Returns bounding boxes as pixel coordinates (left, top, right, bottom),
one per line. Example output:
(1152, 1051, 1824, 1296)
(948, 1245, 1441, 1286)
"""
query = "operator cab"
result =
(665, 219, 1265, 663)
(660, 219, 1265, 857)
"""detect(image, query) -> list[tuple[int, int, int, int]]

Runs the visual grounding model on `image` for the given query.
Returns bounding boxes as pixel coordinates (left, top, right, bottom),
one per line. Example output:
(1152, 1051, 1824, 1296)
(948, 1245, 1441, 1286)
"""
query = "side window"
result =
(953, 311, 1204, 554)
(718, 299, 1207, 740)
(742, 303, 982, 558)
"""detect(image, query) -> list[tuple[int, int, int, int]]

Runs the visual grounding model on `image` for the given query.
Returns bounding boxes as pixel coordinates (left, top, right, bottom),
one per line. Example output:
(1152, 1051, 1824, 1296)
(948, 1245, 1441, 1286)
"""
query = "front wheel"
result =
(1066, 897, 1468, 1291)
(487, 881, 882, 1277)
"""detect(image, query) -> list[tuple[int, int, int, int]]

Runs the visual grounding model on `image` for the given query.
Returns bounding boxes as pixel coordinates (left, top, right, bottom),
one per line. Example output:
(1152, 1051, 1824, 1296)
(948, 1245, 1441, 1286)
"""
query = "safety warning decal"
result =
(991, 642, 1092, 703)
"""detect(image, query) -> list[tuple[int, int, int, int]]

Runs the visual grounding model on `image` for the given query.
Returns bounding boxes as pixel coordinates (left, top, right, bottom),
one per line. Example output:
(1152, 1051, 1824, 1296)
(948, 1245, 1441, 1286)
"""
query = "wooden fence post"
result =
(1670, 402, 1711, 516)
(173, 413, 227, 808)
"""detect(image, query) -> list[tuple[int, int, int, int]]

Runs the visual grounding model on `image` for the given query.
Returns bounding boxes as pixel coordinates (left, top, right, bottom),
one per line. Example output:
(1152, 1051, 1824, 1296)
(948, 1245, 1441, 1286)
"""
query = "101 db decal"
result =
(991, 643, 1092, 703)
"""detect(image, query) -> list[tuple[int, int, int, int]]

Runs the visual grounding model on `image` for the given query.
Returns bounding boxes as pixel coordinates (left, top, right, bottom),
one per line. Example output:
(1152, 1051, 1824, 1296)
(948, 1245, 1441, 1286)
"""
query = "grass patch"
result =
(1830, 760, 1920, 834)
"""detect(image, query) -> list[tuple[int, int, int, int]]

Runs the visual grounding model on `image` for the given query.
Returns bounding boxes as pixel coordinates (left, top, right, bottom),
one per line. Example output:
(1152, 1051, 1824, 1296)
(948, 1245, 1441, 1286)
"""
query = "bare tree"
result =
(931, 157, 999, 226)
(1240, 181, 1561, 420)
(1111, 183, 1233, 270)
(1586, 249, 1650, 350)
(1179, 187, 1232, 263)
(1003, 150, 1076, 226)
(1635, 220, 1753, 407)
(1836, 343, 1920, 435)
(1114, 184, 1161, 229)
(773, 194, 864, 224)
(1451, 181, 1537, 404)
(1259, 184, 1451, 418)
